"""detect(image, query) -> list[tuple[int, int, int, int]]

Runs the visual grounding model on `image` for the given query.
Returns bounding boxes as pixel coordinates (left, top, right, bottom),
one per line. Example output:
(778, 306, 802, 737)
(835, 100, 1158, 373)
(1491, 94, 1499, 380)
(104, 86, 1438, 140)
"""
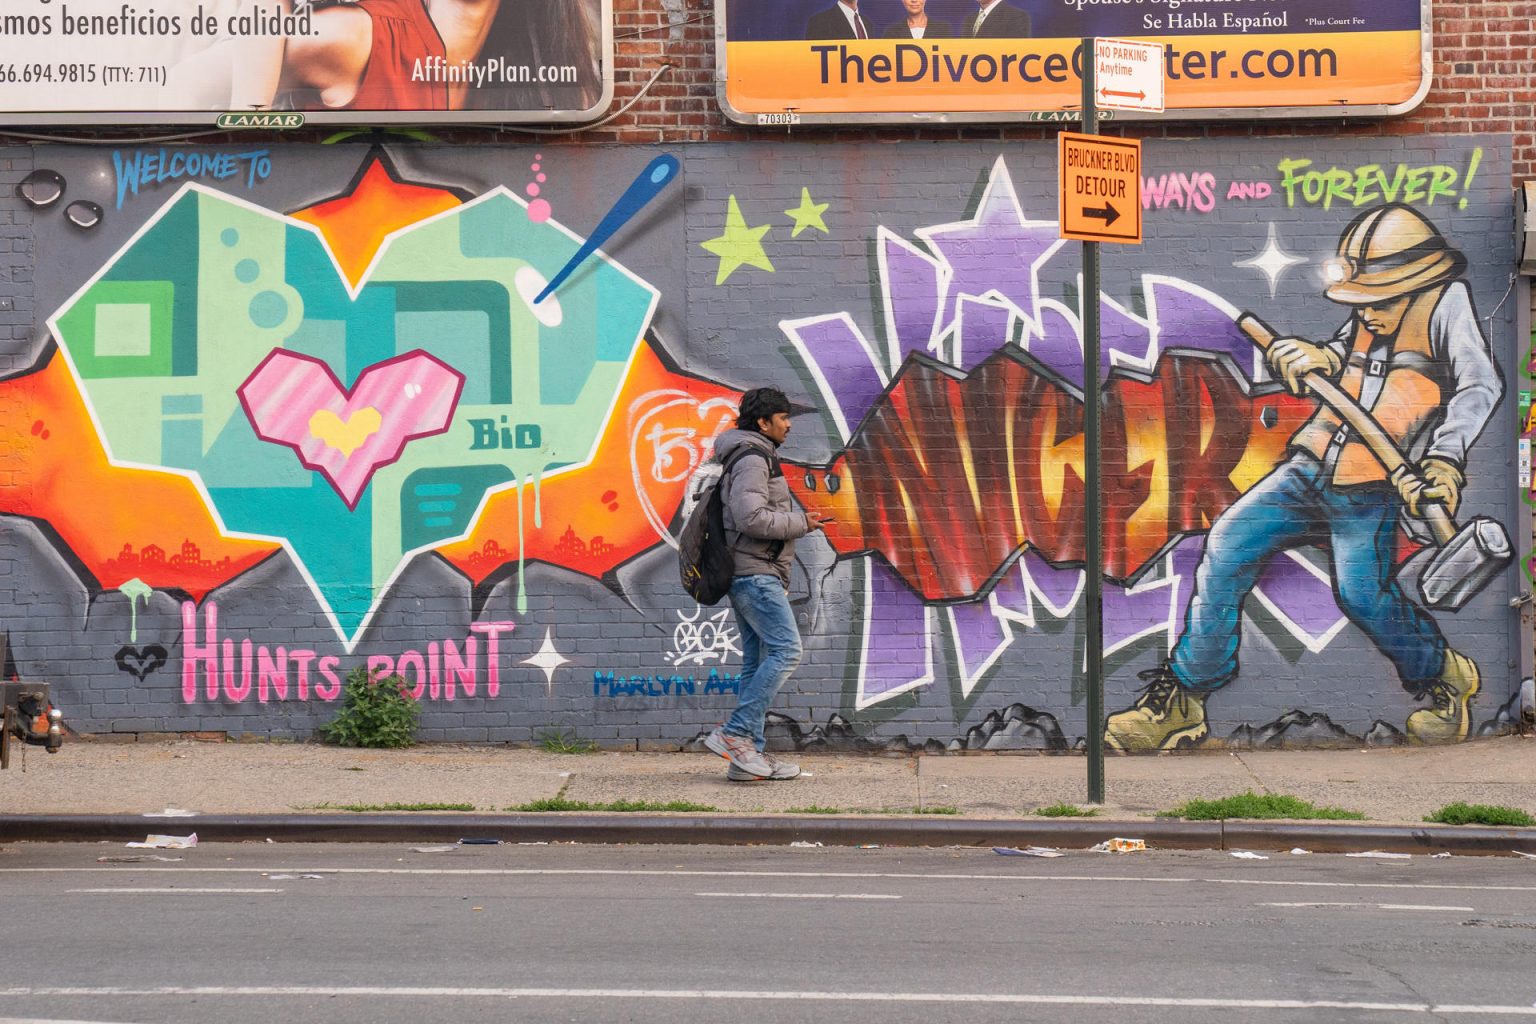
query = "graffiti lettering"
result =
(468, 417, 543, 451)
(593, 669, 742, 698)
(628, 389, 738, 547)
(1225, 181, 1273, 201)
(112, 148, 273, 209)
(1276, 150, 1482, 210)
(179, 602, 515, 704)
(665, 607, 742, 666)
(1141, 172, 1217, 213)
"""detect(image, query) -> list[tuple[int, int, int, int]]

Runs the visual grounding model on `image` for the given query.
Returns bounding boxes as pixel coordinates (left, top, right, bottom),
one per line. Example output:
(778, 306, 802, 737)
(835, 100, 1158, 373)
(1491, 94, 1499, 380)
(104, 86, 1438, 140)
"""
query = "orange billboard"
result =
(718, 0, 1429, 125)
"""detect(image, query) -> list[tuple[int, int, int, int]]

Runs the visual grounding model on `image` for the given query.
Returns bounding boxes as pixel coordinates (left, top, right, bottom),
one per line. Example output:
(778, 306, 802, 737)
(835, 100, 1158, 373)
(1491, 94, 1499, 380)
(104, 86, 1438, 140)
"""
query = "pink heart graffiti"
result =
(238, 349, 465, 509)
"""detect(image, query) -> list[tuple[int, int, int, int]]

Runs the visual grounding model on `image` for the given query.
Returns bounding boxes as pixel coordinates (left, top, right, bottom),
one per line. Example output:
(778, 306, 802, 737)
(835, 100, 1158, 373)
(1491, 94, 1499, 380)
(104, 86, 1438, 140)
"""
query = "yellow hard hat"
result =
(1322, 203, 1466, 305)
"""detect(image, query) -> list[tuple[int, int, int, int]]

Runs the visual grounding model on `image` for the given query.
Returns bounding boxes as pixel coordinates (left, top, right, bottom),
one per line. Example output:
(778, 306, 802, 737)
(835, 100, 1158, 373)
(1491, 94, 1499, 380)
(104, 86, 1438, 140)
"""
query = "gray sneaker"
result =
(704, 727, 772, 778)
(727, 754, 801, 782)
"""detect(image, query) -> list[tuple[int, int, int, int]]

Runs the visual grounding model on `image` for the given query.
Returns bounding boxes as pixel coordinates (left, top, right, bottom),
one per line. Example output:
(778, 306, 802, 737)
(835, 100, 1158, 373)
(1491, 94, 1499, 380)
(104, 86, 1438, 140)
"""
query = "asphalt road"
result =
(0, 842, 1533, 1023)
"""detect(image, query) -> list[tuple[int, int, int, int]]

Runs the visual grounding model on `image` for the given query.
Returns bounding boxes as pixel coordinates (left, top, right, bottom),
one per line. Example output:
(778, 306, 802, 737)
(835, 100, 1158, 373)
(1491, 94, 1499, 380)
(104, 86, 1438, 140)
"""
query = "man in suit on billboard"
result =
(964, 0, 1031, 37)
(806, 0, 871, 39)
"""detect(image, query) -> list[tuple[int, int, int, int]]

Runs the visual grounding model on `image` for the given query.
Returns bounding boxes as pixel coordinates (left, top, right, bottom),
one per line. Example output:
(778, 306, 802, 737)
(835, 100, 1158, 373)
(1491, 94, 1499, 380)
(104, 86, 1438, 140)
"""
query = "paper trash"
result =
(1229, 851, 1269, 860)
(126, 833, 198, 850)
(1090, 837, 1146, 853)
(1344, 851, 1410, 859)
(994, 846, 1064, 858)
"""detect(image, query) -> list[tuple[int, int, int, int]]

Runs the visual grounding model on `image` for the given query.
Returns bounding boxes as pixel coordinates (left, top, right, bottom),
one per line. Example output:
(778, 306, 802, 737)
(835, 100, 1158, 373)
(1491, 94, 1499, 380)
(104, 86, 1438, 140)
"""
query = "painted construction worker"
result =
(1105, 203, 1503, 751)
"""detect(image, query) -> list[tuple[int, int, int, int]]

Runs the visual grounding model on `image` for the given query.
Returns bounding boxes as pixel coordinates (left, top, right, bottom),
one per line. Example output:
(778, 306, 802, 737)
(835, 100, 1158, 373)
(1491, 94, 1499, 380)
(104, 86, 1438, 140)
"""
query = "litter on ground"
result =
(993, 846, 1064, 858)
(412, 846, 458, 854)
(98, 855, 183, 863)
(1230, 851, 1269, 860)
(143, 808, 198, 817)
(1345, 851, 1411, 859)
(126, 833, 198, 850)
(790, 841, 823, 848)
(1090, 838, 1146, 853)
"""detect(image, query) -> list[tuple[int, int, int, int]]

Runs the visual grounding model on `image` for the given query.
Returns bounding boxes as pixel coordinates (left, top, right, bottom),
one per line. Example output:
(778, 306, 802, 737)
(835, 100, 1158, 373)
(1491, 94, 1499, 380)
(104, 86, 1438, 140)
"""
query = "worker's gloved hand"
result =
(1266, 338, 1341, 395)
(1390, 458, 1463, 519)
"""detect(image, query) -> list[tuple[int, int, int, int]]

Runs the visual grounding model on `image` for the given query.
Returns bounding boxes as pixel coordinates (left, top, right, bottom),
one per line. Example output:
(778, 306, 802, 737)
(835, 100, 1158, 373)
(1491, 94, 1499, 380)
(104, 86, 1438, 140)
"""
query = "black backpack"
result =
(677, 447, 775, 605)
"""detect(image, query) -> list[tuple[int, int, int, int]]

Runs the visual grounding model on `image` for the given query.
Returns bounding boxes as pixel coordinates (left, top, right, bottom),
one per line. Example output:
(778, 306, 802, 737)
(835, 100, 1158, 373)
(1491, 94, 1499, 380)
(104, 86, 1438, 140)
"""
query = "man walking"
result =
(704, 388, 830, 780)
(1104, 204, 1501, 751)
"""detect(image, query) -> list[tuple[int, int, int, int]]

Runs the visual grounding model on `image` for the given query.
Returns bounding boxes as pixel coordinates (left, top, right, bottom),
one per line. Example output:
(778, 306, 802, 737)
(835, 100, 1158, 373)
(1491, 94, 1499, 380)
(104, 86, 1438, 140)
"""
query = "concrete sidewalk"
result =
(0, 734, 1532, 852)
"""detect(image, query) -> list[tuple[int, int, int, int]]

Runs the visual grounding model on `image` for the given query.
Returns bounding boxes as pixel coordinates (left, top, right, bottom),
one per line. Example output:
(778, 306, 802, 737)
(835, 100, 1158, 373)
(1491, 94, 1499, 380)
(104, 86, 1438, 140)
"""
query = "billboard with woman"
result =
(0, 0, 611, 124)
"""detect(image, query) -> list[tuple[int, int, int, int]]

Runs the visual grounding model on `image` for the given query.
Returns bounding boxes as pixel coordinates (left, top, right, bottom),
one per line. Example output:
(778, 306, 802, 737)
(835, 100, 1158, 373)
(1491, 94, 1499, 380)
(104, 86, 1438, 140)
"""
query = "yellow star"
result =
(701, 196, 773, 285)
(785, 187, 830, 238)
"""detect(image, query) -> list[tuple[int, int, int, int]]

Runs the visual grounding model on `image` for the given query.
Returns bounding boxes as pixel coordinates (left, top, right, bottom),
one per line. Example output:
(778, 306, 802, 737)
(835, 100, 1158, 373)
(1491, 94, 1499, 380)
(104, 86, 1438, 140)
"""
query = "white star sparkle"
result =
(522, 628, 570, 695)
(1234, 222, 1307, 298)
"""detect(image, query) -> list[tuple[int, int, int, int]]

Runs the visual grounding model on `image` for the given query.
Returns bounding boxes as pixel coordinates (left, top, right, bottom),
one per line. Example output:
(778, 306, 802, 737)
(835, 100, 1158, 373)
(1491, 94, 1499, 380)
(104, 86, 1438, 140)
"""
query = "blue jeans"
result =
(1170, 454, 1446, 692)
(724, 574, 803, 750)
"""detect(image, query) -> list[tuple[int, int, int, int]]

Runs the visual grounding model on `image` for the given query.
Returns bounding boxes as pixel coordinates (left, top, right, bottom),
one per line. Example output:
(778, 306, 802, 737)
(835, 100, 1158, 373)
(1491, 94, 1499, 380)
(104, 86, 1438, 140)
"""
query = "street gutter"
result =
(1, 814, 1533, 855)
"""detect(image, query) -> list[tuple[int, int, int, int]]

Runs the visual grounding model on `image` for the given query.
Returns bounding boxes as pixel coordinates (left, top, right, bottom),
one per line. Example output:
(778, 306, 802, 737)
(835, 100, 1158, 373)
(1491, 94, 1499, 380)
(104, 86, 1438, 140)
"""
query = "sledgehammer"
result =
(1238, 312, 1512, 612)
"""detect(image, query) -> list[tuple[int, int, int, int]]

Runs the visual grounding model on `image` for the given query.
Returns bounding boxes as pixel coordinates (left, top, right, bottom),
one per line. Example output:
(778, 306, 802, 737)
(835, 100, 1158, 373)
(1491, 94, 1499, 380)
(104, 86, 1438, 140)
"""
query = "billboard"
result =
(717, 0, 1430, 125)
(0, 0, 612, 125)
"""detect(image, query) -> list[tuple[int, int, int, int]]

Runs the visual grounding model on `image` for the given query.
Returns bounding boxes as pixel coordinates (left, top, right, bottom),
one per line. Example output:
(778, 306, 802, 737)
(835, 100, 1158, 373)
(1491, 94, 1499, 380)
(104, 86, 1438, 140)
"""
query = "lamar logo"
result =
(216, 112, 306, 129)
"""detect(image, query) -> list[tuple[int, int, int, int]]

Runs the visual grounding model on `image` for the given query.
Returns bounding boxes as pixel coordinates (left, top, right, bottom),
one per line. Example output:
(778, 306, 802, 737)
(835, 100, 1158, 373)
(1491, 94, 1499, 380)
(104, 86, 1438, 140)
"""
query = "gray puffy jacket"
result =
(715, 428, 811, 588)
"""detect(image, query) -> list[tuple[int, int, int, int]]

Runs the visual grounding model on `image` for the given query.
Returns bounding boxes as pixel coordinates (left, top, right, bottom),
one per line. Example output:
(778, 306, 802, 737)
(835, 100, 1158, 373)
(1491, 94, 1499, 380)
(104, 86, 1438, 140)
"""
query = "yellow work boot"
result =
(1406, 649, 1480, 744)
(1104, 663, 1209, 752)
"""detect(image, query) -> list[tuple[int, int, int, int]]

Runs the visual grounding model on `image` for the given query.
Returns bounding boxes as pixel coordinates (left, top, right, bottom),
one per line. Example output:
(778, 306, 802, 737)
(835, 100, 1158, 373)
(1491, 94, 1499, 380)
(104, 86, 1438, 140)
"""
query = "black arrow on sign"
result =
(1081, 202, 1121, 227)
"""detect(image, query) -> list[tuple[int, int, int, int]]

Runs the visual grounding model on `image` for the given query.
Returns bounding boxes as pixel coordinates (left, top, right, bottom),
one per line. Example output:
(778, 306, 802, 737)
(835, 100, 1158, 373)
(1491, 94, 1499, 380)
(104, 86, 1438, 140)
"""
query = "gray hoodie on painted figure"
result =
(713, 427, 812, 589)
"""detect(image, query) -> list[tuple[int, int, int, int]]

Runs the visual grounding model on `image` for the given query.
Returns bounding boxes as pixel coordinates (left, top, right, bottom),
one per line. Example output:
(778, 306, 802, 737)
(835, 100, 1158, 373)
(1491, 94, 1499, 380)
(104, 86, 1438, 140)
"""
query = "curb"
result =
(2, 814, 1533, 855)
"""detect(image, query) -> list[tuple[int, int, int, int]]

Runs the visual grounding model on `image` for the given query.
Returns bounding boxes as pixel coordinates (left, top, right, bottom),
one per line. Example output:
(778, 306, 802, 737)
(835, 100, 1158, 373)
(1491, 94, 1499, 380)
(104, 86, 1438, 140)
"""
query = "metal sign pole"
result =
(1081, 38, 1106, 805)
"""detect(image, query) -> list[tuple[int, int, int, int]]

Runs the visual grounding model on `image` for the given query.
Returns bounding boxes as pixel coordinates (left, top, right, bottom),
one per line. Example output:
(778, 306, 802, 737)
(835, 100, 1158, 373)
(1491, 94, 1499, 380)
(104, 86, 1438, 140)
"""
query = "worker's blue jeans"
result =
(1170, 454, 1446, 691)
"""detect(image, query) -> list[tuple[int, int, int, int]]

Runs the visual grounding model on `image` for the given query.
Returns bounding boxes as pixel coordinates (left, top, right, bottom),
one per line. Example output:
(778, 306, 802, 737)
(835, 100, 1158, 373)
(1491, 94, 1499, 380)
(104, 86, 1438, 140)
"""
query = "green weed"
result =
(321, 802, 475, 812)
(1035, 802, 1099, 817)
(1162, 791, 1365, 821)
(508, 797, 719, 813)
(318, 667, 418, 749)
(537, 729, 600, 754)
(1424, 802, 1534, 827)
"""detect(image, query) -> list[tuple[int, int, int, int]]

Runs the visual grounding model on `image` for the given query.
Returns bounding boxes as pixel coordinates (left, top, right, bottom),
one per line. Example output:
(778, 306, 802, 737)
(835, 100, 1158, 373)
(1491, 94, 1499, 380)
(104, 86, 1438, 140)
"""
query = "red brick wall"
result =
(593, 1, 1536, 180)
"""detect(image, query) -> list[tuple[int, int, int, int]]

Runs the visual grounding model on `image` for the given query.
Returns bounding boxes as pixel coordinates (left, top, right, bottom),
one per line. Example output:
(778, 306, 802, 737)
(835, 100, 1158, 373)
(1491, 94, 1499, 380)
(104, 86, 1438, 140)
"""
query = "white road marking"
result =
(694, 892, 900, 900)
(0, 986, 1530, 1014)
(65, 888, 282, 895)
(1378, 904, 1478, 912)
(7, 867, 1534, 893)
(1261, 902, 1476, 912)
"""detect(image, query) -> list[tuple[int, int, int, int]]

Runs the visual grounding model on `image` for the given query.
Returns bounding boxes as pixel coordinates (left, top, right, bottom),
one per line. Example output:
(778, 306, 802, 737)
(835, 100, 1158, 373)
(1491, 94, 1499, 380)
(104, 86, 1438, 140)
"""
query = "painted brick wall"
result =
(0, 4, 1529, 751)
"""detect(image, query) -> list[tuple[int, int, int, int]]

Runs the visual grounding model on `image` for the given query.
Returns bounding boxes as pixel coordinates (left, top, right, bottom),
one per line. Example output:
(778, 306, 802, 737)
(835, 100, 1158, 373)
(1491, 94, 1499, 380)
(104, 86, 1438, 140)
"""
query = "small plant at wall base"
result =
(537, 729, 599, 754)
(318, 667, 419, 749)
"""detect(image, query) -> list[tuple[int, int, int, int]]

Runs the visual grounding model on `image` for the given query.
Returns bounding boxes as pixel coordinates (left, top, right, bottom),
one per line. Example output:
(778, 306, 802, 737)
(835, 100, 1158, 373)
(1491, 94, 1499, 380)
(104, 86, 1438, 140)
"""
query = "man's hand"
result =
(1390, 458, 1464, 518)
(1267, 337, 1341, 396)
(805, 512, 833, 532)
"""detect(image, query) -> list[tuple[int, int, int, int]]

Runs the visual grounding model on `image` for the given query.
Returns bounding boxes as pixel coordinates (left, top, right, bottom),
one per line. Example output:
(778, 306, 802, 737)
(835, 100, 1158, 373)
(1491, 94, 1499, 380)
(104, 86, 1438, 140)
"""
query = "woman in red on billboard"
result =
(277, 0, 503, 110)
(176, 0, 502, 112)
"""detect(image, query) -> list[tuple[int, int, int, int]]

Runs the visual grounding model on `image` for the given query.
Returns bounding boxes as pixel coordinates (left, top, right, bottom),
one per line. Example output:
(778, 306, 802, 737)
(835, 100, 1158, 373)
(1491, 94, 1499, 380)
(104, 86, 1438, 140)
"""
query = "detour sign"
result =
(1058, 133, 1142, 244)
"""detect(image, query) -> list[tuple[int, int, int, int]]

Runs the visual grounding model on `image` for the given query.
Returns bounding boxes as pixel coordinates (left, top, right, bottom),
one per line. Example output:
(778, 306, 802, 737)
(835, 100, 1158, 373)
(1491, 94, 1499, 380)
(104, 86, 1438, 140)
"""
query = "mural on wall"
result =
(0, 137, 1521, 749)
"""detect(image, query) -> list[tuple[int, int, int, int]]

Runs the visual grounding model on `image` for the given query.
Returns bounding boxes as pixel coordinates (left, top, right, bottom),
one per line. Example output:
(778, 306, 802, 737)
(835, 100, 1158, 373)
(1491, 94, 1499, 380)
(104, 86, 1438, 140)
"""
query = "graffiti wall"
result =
(0, 136, 1523, 750)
